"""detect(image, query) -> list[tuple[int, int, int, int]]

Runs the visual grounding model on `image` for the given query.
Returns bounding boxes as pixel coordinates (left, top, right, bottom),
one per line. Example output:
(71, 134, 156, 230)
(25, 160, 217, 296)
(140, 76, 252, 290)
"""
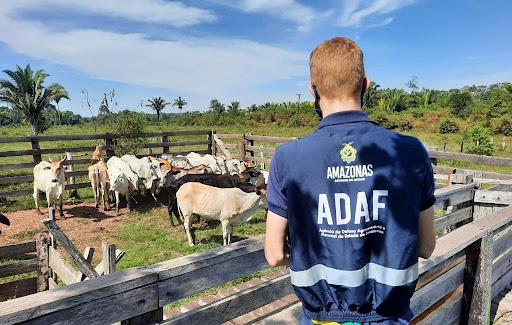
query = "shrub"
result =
(112, 112, 147, 156)
(448, 92, 473, 119)
(492, 116, 512, 136)
(438, 117, 459, 134)
(464, 125, 494, 156)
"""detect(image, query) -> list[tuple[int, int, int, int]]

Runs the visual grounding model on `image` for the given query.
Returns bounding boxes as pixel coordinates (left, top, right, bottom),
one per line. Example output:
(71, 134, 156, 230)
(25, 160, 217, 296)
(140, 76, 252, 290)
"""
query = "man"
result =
(264, 37, 436, 325)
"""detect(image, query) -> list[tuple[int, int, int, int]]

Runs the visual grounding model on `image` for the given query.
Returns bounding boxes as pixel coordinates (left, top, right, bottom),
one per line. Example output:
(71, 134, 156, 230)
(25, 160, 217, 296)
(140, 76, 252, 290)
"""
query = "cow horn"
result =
(48, 155, 52, 163)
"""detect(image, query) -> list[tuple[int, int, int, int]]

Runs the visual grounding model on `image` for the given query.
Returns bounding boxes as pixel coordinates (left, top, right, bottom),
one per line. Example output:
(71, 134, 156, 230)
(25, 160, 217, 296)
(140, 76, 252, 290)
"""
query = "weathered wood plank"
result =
(413, 285, 463, 325)
(102, 242, 116, 275)
(433, 183, 475, 210)
(462, 233, 494, 325)
(0, 188, 33, 198)
(0, 161, 37, 171)
(244, 135, 296, 143)
(416, 253, 465, 290)
(0, 266, 157, 324)
(213, 134, 232, 159)
(488, 184, 512, 191)
(245, 145, 276, 154)
(49, 246, 81, 285)
(251, 156, 272, 164)
(435, 207, 473, 231)
(411, 262, 464, 316)
(0, 258, 38, 278)
(22, 284, 159, 325)
(475, 190, 512, 205)
(221, 143, 242, 149)
(41, 217, 99, 279)
(78, 247, 94, 281)
(428, 150, 512, 167)
(0, 130, 212, 143)
(433, 165, 512, 181)
(86, 249, 125, 279)
(216, 134, 244, 139)
(492, 247, 512, 284)
(166, 274, 293, 325)
(493, 224, 512, 259)
(0, 277, 37, 302)
(143, 140, 211, 149)
(491, 265, 512, 300)
(0, 241, 36, 259)
(36, 233, 49, 292)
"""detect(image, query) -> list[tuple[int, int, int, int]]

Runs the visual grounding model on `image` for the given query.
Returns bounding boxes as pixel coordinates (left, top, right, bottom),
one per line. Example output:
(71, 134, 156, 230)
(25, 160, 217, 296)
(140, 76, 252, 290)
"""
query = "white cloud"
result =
(338, 0, 418, 27)
(0, 1, 308, 99)
(209, 0, 329, 31)
(21, 0, 217, 27)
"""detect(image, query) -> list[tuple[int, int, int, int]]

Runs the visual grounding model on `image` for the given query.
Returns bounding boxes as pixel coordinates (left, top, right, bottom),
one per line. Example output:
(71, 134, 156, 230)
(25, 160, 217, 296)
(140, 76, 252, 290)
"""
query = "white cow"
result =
(88, 161, 110, 211)
(33, 157, 67, 217)
(177, 183, 267, 246)
(121, 155, 162, 200)
(107, 157, 138, 215)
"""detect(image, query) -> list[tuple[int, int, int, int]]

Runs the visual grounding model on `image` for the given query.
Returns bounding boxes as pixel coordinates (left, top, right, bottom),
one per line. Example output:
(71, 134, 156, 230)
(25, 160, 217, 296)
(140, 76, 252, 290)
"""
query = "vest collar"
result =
(318, 110, 371, 129)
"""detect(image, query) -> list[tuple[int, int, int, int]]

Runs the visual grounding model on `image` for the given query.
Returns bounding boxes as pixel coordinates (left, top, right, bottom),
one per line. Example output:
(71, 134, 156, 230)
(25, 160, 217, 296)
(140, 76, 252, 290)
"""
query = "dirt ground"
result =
(0, 202, 134, 260)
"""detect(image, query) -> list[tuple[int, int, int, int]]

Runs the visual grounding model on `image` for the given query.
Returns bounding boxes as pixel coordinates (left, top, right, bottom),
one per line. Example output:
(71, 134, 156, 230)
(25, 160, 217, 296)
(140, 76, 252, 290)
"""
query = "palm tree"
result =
(146, 97, 169, 122)
(227, 101, 240, 115)
(52, 84, 70, 125)
(172, 96, 187, 112)
(362, 81, 380, 108)
(209, 99, 225, 115)
(0, 64, 69, 135)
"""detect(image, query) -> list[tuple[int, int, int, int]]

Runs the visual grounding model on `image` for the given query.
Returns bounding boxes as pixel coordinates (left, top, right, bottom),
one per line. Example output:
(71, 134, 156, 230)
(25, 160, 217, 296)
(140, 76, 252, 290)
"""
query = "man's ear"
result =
(364, 77, 372, 91)
(308, 84, 315, 98)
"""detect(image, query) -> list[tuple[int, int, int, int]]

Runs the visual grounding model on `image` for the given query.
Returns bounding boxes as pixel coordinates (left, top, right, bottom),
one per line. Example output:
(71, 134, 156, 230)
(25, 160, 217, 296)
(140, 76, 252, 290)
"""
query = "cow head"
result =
(226, 159, 242, 175)
(91, 145, 103, 163)
(255, 189, 268, 207)
(47, 156, 67, 183)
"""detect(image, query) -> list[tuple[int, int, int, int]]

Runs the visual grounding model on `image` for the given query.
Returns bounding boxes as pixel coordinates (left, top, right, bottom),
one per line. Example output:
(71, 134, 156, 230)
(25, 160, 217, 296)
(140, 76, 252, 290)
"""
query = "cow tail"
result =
(177, 199, 184, 223)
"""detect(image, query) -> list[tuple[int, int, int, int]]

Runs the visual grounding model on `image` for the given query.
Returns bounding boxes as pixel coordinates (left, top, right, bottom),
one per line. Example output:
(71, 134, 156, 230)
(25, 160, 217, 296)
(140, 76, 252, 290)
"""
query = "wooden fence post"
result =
(102, 242, 116, 275)
(260, 145, 265, 170)
(429, 146, 438, 166)
(105, 136, 115, 158)
(31, 137, 42, 163)
(66, 152, 78, 198)
(248, 133, 255, 160)
(48, 208, 59, 287)
(41, 214, 99, 279)
(209, 131, 217, 156)
(241, 134, 247, 162)
(36, 233, 49, 292)
(502, 136, 506, 151)
(162, 135, 169, 154)
(461, 232, 493, 325)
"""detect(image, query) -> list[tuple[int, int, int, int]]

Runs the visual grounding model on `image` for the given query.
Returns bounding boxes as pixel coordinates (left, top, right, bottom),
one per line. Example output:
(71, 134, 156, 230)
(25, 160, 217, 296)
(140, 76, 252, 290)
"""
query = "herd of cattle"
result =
(31, 146, 268, 246)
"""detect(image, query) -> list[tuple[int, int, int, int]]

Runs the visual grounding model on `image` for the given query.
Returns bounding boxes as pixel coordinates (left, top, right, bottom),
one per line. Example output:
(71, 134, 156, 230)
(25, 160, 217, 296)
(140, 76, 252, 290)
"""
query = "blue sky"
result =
(0, 0, 511, 116)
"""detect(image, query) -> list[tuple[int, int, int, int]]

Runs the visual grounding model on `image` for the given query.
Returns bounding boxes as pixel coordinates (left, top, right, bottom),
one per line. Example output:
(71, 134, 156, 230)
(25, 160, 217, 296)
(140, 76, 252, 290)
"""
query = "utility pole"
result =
(296, 93, 301, 127)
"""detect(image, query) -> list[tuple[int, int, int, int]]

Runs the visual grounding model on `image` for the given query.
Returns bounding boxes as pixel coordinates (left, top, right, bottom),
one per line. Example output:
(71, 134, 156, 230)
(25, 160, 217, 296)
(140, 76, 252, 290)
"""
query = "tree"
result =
(247, 104, 259, 113)
(146, 97, 169, 122)
(405, 76, 419, 93)
(172, 96, 187, 112)
(227, 101, 241, 115)
(362, 81, 381, 108)
(448, 92, 473, 118)
(52, 84, 70, 125)
(209, 99, 225, 115)
(0, 64, 69, 135)
(379, 89, 406, 112)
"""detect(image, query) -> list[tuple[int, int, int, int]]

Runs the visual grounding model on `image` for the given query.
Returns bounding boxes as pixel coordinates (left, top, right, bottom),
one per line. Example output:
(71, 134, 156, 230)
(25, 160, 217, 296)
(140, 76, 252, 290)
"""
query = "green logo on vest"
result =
(340, 142, 357, 163)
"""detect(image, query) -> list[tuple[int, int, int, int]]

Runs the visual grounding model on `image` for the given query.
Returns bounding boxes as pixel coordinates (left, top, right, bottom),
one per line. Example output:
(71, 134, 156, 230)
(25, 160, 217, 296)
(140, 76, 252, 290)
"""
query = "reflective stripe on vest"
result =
(291, 262, 418, 288)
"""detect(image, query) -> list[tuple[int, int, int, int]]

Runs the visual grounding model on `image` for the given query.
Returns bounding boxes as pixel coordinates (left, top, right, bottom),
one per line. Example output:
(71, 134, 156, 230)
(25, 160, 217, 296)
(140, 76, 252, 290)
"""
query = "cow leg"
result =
(227, 225, 233, 245)
(34, 187, 42, 215)
(221, 220, 230, 246)
(59, 194, 64, 218)
(46, 192, 52, 215)
(115, 191, 120, 216)
(184, 214, 194, 246)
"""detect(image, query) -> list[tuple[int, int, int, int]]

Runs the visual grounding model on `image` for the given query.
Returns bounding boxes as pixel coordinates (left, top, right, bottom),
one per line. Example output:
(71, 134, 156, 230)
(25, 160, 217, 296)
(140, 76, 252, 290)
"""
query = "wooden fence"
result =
(0, 240, 39, 301)
(0, 130, 212, 198)
(0, 183, 510, 324)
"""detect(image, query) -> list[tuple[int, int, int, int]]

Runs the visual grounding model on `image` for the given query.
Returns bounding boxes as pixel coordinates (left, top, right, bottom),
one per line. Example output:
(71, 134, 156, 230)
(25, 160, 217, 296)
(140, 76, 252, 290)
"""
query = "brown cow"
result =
(88, 161, 110, 210)
(91, 145, 103, 164)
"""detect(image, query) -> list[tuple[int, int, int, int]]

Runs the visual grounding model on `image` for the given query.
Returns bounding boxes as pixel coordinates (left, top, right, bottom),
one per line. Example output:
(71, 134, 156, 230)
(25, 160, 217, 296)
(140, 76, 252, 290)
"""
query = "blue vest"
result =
(267, 110, 436, 323)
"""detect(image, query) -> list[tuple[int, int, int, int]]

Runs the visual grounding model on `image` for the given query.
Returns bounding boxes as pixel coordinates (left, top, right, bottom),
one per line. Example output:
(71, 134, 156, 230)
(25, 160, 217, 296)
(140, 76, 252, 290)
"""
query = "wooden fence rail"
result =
(0, 130, 213, 198)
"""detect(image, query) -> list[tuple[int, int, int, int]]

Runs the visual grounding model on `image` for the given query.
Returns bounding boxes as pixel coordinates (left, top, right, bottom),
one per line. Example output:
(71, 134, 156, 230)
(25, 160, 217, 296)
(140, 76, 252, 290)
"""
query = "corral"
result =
(0, 131, 511, 324)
